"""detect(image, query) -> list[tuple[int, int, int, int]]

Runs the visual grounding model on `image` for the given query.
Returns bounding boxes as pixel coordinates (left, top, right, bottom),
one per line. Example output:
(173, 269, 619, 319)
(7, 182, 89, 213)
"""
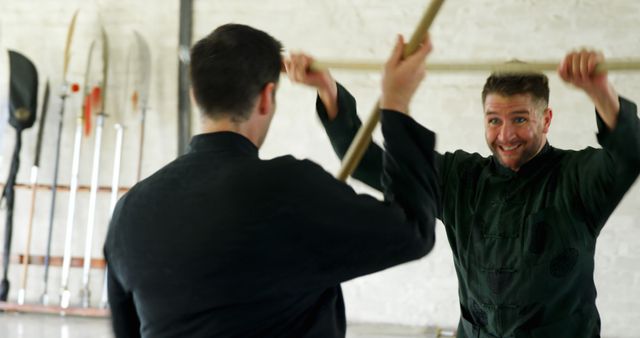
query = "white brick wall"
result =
(0, 1, 639, 336)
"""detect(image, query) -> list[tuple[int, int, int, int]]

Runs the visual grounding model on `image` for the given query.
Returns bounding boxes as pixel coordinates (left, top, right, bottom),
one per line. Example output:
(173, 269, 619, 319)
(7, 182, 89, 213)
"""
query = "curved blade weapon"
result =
(60, 39, 97, 309)
(134, 31, 152, 182)
(99, 30, 151, 308)
(42, 10, 78, 305)
(80, 27, 109, 308)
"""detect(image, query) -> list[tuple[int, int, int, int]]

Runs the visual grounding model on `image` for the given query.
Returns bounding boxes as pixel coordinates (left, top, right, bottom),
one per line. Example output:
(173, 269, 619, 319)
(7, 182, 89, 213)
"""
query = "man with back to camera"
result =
(287, 50, 640, 337)
(104, 24, 442, 337)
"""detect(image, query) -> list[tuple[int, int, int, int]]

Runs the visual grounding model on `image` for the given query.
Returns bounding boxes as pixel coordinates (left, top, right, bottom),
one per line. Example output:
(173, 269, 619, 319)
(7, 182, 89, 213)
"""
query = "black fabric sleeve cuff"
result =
(316, 82, 361, 136)
(596, 96, 640, 163)
(380, 109, 437, 200)
(380, 110, 436, 162)
(315, 82, 386, 191)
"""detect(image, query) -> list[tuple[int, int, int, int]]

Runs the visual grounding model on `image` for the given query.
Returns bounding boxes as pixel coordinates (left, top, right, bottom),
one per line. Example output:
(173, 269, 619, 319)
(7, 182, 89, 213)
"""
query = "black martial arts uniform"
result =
(104, 110, 439, 337)
(317, 84, 640, 338)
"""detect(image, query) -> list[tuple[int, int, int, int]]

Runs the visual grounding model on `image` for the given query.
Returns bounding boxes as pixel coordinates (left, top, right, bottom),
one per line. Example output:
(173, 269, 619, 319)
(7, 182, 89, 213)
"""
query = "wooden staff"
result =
(311, 59, 640, 74)
(17, 80, 50, 306)
(335, 0, 446, 181)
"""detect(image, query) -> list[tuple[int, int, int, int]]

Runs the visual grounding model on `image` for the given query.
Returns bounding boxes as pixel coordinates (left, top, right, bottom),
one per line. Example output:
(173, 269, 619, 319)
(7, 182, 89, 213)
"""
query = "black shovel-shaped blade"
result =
(8, 50, 38, 131)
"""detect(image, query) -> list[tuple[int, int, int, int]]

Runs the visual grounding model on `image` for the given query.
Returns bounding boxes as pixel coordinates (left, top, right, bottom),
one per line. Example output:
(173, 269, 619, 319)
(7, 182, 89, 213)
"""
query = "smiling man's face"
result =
(484, 93, 552, 171)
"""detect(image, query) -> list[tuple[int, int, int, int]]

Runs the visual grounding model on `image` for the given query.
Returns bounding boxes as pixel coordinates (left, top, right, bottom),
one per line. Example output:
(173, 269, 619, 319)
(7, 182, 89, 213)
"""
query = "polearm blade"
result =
(335, 0, 445, 181)
(60, 39, 96, 309)
(80, 27, 109, 308)
(134, 31, 151, 182)
(99, 30, 151, 308)
(42, 10, 78, 306)
(63, 12, 78, 80)
(18, 79, 50, 305)
(1, 50, 39, 302)
(33, 82, 50, 168)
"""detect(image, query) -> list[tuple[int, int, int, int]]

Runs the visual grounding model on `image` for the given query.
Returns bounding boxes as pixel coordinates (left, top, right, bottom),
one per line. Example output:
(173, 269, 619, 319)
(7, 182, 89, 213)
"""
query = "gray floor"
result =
(0, 313, 454, 338)
(0, 313, 112, 338)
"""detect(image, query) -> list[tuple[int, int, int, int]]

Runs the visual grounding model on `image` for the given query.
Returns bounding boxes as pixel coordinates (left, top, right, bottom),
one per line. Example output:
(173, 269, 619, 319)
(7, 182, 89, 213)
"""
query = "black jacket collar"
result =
(187, 131, 258, 158)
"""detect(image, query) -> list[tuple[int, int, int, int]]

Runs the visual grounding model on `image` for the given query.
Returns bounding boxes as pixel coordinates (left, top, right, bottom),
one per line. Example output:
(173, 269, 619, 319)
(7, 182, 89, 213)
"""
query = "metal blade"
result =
(33, 79, 50, 167)
(63, 11, 79, 79)
(8, 50, 39, 131)
(134, 31, 151, 110)
(81, 41, 97, 108)
(99, 27, 109, 115)
(131, 31, 152, 181)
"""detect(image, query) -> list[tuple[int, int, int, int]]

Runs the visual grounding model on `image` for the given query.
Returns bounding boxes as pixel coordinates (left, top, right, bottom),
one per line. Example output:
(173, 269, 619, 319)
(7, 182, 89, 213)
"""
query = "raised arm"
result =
(558, 49, 640, 234)
(286, 53, 385, 190)
(286, 35, 433, 191)
(286, 53, 339, 120)
(282, 35, 439, 285)
(558, 49, 620, 129)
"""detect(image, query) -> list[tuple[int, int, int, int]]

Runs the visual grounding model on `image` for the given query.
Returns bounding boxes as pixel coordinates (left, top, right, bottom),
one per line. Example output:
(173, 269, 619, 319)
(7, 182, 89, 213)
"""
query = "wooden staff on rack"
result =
(17, 80, 50, 305)
(333, 0, 446, 181)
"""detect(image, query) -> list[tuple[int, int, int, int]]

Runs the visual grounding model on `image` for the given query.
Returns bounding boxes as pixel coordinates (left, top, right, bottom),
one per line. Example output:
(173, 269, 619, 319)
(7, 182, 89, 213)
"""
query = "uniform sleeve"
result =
(316, 83, 450, 219)
(285, 110, 439, 287)
(316, 83, 384, 191)
(107, 269, 141, 338)
(104, 199, 142, 338)
(573, 96, 640, 235)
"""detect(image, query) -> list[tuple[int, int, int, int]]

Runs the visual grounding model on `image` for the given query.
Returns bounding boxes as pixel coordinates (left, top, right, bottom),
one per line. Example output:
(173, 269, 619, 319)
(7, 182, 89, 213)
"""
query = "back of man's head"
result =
(482, 72, 550, 110)
(190, 24, 283, 121)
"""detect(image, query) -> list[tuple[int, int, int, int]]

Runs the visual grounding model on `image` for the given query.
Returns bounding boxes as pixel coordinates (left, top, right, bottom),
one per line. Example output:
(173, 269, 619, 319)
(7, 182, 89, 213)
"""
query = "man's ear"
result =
(542, 107, 553, 133)
(258, 82, 276, 116)
(189, 88, 198, 109)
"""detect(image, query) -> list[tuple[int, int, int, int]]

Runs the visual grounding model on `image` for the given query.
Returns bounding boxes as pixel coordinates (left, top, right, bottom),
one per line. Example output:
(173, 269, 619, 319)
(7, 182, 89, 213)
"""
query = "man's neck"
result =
(201, 117, 241, 134)
(200, 115, 260, 148)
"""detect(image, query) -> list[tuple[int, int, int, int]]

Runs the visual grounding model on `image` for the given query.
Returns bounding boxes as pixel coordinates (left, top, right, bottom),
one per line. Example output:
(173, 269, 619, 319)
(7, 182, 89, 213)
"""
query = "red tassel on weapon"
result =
(84, 86, 101, 136)
(83, 93, 92, 136)
(131, 90, 139, 112)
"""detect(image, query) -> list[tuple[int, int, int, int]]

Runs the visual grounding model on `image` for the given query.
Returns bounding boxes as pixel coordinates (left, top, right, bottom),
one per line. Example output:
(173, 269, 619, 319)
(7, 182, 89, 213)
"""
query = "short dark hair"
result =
(190, 24, 283, 121)
(481, 72, 550, 109)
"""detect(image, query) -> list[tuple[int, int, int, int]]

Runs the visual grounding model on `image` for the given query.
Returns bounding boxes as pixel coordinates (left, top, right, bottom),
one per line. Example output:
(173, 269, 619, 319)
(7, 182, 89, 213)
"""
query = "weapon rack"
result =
(0, 181, 129, 317)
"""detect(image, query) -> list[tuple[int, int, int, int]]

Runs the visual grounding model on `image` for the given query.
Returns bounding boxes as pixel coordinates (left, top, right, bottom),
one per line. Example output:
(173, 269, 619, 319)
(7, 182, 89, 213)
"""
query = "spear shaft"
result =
(42, 10, 78, 305)
(80, 28, 109, 308)
(17, 80, 50, 305)
(60, 38, 96, 309)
